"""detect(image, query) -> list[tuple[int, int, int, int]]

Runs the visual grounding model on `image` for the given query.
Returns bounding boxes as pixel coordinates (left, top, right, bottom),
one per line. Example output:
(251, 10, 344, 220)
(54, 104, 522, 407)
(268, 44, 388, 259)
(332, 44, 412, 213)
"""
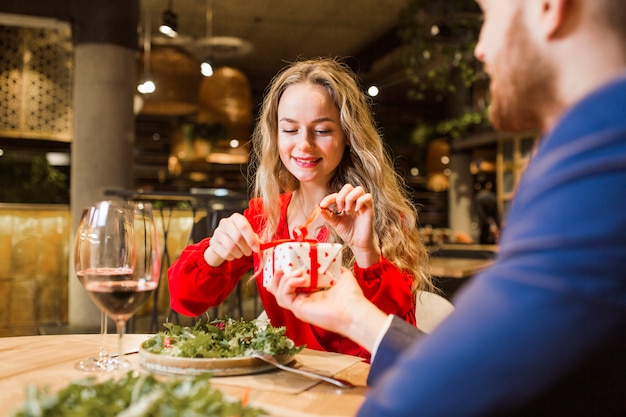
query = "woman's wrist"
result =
(352, 246, 382, 268)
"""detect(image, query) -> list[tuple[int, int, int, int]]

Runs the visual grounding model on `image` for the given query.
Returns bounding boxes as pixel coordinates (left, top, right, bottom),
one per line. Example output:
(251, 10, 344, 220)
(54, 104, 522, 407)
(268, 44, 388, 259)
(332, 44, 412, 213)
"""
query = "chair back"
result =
(415, 291, 455, 333)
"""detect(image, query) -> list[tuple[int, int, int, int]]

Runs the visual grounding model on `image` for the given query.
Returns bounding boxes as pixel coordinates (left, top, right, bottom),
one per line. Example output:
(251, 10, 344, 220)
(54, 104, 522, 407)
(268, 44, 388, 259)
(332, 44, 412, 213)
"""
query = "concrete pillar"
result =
(448, 152, 475, 240)
(69, 0, 138, 328)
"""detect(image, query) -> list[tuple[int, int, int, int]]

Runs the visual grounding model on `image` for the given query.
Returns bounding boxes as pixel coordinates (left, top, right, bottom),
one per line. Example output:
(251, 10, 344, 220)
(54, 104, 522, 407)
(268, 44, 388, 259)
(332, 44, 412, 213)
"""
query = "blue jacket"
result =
(361, 73, 626, 416)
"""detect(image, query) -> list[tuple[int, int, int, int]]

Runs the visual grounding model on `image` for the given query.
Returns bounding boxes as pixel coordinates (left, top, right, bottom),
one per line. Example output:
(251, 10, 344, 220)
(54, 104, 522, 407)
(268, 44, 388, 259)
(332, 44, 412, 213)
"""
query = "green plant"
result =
(0, 152, 69, 204)
(395, 0, 491, 163)
(398, 0, 483, 100)
(410, 109, 490, 148)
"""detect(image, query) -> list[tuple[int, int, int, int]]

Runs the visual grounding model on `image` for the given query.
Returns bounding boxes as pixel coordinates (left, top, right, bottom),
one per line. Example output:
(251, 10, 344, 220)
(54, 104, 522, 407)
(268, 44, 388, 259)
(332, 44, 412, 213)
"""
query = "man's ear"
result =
(541, 0, 571, 39)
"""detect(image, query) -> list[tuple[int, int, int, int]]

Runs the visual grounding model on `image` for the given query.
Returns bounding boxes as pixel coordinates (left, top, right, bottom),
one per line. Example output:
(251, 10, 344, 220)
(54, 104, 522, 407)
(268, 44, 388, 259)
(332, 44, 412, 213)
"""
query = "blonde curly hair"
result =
(249, 57, 432, 293)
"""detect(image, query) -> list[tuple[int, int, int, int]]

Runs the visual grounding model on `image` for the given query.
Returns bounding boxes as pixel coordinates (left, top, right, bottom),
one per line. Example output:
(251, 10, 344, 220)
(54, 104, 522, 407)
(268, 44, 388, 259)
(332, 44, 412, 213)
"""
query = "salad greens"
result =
(11, 371, 265, 417)
(142, 318, 304, 358)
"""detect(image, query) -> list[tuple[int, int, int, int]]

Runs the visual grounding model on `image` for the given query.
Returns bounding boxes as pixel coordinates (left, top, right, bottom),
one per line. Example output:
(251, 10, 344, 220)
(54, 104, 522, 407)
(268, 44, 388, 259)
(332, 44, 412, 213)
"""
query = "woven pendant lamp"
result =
(197, 66, 252, 126)
(196, 66, 253, 164)
(137, 45, 201, 116)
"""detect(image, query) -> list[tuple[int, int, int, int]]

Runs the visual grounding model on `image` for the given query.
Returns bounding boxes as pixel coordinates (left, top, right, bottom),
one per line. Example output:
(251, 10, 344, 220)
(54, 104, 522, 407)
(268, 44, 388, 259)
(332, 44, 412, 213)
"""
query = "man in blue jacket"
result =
(267, 0, 626, 415)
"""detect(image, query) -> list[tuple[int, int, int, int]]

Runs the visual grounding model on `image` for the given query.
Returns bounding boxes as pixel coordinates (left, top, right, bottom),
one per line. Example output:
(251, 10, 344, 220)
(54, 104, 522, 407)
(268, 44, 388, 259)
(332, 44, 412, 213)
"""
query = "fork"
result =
(252, 353, 355, 389)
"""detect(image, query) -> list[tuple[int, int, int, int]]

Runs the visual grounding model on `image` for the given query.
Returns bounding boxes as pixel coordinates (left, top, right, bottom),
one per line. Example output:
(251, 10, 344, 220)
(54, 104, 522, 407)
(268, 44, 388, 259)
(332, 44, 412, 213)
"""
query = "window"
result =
(497, 134, 536, 219)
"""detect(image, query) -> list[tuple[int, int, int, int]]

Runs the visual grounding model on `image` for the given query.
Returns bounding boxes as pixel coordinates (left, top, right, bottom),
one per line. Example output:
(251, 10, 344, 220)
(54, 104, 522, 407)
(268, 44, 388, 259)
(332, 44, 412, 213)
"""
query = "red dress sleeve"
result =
(167, 237, 254, 317)
(167, 199, 264, 317)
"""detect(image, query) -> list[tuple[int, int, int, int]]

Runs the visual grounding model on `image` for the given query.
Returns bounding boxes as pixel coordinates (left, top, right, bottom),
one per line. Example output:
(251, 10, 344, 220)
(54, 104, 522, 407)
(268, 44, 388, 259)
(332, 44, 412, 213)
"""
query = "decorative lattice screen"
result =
(0, 25, 73, 142)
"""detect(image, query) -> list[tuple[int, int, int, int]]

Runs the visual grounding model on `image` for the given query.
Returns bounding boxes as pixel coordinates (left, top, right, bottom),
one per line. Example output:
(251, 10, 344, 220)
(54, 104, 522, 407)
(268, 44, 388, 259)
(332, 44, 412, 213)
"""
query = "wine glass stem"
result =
(98, 310, 108, 359)
(116, 319, 126, 362)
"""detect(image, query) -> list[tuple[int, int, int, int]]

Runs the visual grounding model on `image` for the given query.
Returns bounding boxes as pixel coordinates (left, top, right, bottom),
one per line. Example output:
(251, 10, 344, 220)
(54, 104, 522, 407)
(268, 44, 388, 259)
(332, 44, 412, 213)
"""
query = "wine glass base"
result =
(109, 356, 131, 370)
(74, 354, 130, 372)
(75, 355, 118, 372)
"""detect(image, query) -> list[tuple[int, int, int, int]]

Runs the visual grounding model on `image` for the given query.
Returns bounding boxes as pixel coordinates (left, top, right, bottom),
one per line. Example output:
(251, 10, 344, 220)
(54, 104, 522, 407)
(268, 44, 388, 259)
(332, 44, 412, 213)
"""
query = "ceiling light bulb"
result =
(159, 9, 178, 38)
(159, 25, 175, 37)
(367, 85, 379, 97)
(137, 79, 156, 94)
(201, 61, 214, 77)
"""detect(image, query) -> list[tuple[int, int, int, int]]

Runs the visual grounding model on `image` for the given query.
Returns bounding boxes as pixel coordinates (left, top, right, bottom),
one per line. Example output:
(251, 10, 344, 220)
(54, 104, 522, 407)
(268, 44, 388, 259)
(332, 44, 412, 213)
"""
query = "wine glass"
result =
(75, 200, 160, 370)
(74, 206, 114, 372)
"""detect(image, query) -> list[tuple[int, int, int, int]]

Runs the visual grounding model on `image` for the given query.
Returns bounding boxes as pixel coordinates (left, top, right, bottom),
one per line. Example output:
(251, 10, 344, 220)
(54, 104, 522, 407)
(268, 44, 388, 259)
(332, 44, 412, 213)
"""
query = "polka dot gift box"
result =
(262, 240, 343, 292)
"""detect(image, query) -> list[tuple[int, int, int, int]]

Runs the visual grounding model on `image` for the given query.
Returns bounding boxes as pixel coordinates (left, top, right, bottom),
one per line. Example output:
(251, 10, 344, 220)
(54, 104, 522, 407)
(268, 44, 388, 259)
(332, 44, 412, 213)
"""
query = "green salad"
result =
(142, 318, 304, 358)
(11, 371, 265, 417)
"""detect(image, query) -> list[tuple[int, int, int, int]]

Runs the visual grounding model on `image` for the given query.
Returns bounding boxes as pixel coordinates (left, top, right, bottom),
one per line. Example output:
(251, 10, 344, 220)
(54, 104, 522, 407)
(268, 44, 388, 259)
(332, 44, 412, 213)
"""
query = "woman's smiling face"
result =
(277, 82, 347, 188)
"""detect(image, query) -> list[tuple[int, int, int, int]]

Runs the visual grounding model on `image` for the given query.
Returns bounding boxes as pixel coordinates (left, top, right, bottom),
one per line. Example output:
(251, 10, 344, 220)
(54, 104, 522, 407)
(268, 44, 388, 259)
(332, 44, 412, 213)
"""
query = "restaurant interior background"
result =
(0, 0, 535, 337)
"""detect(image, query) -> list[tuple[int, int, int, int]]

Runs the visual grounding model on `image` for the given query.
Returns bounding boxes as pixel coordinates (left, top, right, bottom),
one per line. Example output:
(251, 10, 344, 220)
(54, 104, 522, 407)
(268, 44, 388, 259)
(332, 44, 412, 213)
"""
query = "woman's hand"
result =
(320, 184, 381, 267)
(203, 213, 261, 267)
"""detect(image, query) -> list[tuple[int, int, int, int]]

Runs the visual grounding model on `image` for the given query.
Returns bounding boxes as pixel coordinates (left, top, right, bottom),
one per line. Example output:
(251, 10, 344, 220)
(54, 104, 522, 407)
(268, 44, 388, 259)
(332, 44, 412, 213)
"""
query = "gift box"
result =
(262, 241, 343, 291)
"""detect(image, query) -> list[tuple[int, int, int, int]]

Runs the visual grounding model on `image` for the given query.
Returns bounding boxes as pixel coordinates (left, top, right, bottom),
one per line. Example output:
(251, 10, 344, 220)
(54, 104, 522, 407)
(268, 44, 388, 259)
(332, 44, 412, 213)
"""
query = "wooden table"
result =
(0, 334, 370, 417)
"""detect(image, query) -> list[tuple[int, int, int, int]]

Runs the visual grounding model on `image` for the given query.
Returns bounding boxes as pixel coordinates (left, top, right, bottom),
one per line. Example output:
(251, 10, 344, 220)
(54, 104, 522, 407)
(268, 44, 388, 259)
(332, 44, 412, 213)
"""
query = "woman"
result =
(168, 57, 432, 360)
